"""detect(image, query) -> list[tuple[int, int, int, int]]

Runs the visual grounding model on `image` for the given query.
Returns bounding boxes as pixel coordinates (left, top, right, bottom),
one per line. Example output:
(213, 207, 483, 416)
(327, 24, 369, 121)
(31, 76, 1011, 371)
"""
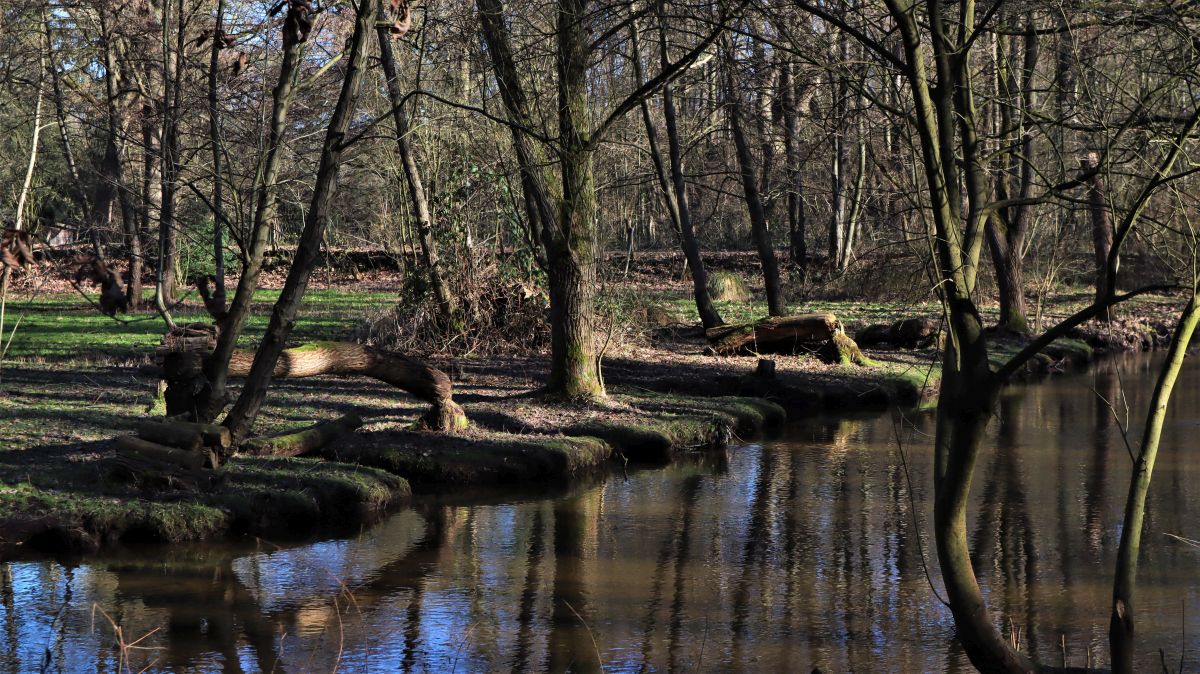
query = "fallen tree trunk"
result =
(135, 421, 203, 451)
(115, 436, 206, 471)
(227, 342, 467, 431)
(242, 412, 364, 457)
(706, 313, 870, 365)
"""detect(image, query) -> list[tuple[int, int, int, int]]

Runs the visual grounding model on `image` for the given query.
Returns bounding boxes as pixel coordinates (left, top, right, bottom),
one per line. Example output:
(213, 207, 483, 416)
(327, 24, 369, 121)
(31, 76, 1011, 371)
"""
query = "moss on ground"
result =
(321, 432, 612, 486)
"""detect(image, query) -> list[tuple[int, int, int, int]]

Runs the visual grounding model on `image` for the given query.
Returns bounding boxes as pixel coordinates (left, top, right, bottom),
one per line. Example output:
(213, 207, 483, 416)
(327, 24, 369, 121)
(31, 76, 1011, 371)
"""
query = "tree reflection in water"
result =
(4, 354, 1200, 672)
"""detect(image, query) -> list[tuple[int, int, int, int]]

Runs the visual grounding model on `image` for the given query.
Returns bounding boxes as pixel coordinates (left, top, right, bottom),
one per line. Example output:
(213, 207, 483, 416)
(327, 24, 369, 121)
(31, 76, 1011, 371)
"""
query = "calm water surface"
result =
(3, 354, 1199, 672)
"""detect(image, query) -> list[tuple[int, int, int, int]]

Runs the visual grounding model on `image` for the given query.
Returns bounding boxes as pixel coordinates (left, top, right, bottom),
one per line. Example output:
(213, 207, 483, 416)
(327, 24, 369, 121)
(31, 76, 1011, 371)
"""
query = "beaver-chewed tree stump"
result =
(705, 313, 871, 365)
(154, 325, 467, 438)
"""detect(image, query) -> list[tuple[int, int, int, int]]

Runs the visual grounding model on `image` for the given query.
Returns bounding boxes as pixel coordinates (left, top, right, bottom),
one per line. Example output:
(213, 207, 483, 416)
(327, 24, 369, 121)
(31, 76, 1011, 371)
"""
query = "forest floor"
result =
(0, 251, 1184, 557)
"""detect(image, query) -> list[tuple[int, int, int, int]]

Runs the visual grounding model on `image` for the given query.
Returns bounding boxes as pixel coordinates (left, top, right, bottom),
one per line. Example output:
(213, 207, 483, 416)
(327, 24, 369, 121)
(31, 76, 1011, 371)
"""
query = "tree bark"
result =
(544, 0, 604, 398)
(222, 0, 381, 441)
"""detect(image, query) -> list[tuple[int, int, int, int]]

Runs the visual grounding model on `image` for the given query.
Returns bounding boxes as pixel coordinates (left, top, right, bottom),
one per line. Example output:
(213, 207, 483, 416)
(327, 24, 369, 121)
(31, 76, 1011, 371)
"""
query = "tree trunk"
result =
(243, 413, 364, 457)
(155, 0, 185, 320)
(222, 0, 380, 441)
(199, 14, 305, 422)
(544, 0, 604, 398)
(1109, 293, 1200, 673)
(1083, 152, 1115, 321)
(631, 4, 723, 330)
(207, 0, 228, 315)
(781, 61, 809, 275)
(724, 43, 785, 316)
(377, 14, 456, 322)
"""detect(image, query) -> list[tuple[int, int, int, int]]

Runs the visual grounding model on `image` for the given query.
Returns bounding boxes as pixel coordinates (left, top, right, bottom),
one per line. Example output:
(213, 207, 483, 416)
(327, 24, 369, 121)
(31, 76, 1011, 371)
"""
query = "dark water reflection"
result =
(3, 354, 1200, 672)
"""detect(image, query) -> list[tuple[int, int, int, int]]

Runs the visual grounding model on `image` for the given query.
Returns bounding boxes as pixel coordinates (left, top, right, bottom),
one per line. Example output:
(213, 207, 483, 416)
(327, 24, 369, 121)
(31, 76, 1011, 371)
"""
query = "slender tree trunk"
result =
(155, 0, 185, 321)
(1110, 292, 1200, 672)
(1083, 152, 1115, 321)
(377, 14, 456, 322)
(724, 41, 784, 316)
(476, 0, 555, 268)
(828, 30, 849, 268)
(780, 61, 808, 274)
(223, 0, 379, 440)
(839, 133, 866, 270)
(0, 64, 45, 348)
(198, 14, 304, 422)
(207, 0, 228, 314)
(631, 4, 722, 329)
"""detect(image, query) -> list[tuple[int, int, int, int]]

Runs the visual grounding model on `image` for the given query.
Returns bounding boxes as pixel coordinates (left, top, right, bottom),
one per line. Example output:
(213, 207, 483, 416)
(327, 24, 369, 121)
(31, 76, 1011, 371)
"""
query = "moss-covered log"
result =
(243, 413, 364, 457)
(706, 313, 870, 365)
(225, 342, 467, 431)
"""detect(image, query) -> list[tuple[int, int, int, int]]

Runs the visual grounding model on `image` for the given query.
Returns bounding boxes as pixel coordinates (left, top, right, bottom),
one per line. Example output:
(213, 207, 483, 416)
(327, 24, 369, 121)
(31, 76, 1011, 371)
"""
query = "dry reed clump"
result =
(706, 271, 751, 301)
(357, 264, 550, 357)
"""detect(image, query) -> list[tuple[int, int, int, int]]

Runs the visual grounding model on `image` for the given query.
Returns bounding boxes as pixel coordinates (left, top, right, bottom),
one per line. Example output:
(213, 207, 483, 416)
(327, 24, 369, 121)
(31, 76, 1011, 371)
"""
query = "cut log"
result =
(706, 314, 869, 365)
(138, 419, 231, 449)
(135, 421, 204, 451)
(114, 436, 206, 471)
(242, 413, 364, 457)
(227, 342, 468, 431)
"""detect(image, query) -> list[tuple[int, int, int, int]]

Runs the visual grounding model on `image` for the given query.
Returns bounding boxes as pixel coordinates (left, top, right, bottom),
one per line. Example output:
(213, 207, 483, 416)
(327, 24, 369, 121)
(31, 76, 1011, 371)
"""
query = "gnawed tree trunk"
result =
(244, 413, 364, 457)
(706, 313, 868, 364)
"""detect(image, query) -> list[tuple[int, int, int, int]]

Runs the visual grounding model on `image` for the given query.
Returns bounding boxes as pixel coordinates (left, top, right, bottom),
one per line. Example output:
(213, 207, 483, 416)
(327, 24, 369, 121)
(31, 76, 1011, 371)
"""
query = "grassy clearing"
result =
(0, 288, 393, 363)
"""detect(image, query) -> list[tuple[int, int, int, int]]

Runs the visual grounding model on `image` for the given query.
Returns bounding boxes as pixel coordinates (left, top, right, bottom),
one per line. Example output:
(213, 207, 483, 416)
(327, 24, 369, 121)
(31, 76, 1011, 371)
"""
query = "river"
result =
(2, 353, 1198, 672)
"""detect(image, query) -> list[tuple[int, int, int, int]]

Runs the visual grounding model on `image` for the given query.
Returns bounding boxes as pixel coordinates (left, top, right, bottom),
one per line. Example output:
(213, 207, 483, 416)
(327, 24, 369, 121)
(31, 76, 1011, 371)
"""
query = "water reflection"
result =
(2, 354, 1200, 672)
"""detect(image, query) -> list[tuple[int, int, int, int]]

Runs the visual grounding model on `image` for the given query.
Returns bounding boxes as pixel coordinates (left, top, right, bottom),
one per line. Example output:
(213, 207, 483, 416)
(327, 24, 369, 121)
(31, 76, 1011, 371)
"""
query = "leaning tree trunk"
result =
(630, 5, 722, 330)
(1110, 293, 1200, 673)
(377, 12, 456, 323)
(724, 44, 785, 317)
(222, 0, 379, 441)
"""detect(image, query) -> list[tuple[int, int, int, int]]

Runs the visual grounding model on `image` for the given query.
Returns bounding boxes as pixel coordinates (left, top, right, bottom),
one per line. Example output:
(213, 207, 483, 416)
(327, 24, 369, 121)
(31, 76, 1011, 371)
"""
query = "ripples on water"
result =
(2, 354, 1198, 672)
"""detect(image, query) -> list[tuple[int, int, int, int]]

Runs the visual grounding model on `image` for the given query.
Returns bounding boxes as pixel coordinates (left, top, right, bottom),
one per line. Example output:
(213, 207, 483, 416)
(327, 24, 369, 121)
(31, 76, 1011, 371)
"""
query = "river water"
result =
(2, 354, 1198, 672)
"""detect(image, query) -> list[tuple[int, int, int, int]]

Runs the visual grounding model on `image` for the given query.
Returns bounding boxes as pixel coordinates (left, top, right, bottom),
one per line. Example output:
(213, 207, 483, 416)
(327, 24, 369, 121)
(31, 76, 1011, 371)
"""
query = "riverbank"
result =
(0, 276, 1183, 558)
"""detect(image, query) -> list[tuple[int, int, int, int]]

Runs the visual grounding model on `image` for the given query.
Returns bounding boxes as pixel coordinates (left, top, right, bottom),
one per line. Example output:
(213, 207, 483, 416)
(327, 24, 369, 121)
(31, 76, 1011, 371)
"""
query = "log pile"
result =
(108, 419, 230, 490)
(705, 313, 871, 365)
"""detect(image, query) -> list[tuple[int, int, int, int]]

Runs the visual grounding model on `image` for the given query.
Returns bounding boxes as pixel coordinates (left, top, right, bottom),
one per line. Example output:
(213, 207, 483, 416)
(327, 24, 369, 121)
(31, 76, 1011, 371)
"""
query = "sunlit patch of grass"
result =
(1, 289, 394, 363)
